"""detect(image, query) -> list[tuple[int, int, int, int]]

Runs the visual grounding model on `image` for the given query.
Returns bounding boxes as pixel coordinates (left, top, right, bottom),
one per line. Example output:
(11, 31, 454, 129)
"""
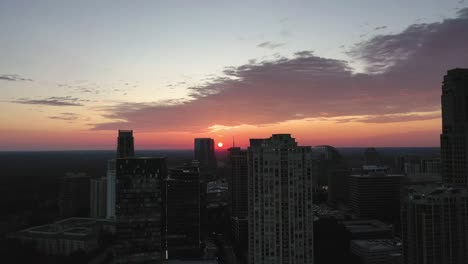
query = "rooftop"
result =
(406, 185, 468, 202)
(343, 220, 392, 234)
(351, 239, 402, 252)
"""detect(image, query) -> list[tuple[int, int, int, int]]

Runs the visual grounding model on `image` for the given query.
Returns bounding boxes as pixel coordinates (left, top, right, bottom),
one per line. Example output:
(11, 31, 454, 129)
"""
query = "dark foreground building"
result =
(402, 185, 468, 264)
(164, 166, 201, 259)
(441, 68, 468, 186)
(115, 157, 167, 263)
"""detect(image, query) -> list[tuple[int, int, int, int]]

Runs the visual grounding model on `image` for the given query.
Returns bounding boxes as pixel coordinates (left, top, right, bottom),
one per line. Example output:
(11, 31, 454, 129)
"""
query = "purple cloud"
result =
(92, 9, 468, 132)
(11, 96, 88, 106)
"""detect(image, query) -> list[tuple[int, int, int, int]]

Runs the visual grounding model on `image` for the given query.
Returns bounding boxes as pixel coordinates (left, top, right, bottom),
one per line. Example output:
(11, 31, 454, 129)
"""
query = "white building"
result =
(248, 134, 314, 264)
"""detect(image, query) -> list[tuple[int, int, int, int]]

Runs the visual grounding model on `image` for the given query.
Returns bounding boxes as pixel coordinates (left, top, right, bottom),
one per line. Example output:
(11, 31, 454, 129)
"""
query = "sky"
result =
(1, 0, 467, 150)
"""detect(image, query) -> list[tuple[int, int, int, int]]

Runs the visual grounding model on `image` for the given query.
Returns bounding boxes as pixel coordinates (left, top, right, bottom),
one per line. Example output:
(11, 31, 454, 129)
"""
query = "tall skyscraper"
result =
(401, 185, 468, 264)
(441, 68, 468, 185)
(194, 138, 217, 171)
(117, 130, 135, 158)
(248, 134, 314, 264)
(115, 157, 167, 263)
(400, 69, 468, 264)
(163, 166, 200, 259)
(90, 177, 107, 218)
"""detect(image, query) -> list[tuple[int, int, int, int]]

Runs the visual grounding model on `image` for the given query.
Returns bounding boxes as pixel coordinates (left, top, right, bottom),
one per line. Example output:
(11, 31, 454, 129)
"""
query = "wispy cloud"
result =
(11, 96, 88, 106)
(0, 74, 33, 82)
(49, 112, 80, 121)
(257, 41, 285, 49)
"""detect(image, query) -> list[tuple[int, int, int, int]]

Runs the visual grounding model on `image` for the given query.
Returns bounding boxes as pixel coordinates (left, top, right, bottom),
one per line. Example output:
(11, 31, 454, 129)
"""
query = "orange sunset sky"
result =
(1, 1, 467, 150)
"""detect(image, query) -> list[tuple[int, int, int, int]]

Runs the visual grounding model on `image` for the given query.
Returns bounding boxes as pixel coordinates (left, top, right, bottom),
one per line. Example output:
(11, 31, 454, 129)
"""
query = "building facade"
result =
(115, 157, 167, 263)
(248, 134, 314, 264)
(229, 147, 248, 219)
(164, 166, 201, 259)
(401, 185, 468, 264)
(349, 173, 403, 223)
(117, 130, 135, 158)
(106, 159, 116, 219)
(90, 177, 107, 218)
(59, 172, 90, 218)
(194, 138, 217, 171)
(441, 69, 468, 185)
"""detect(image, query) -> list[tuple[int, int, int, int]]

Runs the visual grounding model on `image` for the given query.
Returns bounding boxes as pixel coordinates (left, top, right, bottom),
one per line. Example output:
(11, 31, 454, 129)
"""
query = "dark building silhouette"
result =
(115, 157, 167, 263)
(312, 145, 349, 205)
(90, 177, 107, 218)
(58, 172, 91, 218)
(313, 145, 343, 187)
(194, 138, 217, 172)
(117, 130, 135, 158)
(248, 134, 314, 264)
(441, 68, 468, 186)
(163, 166, 201, 259)
(228, 147, 248, 219)
(400, 69, 468, 264)
(402, 185, 468, 264)
(364, 147, 380, 165)
(228, 147, 249, 263)
(349, 172, 403, 223)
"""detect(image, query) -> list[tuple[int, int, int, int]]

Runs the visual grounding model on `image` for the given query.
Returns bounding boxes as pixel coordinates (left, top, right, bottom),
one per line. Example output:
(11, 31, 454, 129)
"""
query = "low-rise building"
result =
(10, 217, 114, 256)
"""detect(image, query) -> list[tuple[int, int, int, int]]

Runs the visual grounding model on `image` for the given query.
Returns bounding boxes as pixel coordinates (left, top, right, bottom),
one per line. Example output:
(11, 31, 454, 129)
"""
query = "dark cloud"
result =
(0, 74, 33, 82)
(257, 41, 285, 49)
(11, 96, 88, 106)
(92, 9, 468, 132)
(374, 26, 387, 30)
(49, 112, 80, 121)
(348, 8, 468, 74)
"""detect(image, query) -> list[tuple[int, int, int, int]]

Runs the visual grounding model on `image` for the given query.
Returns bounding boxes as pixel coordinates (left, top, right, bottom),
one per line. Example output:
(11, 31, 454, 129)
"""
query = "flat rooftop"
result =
(351, 239, 402, 252)
(343, 220, 392, 233)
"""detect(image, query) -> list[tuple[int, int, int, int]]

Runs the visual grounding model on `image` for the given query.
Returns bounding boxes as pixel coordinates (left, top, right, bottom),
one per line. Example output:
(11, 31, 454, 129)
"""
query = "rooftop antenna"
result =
(232, 136, 235, 148)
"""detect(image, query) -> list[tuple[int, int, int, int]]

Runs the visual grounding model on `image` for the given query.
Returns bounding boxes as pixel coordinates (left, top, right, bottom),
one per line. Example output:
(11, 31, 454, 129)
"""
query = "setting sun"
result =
(217, 142, 224, 148)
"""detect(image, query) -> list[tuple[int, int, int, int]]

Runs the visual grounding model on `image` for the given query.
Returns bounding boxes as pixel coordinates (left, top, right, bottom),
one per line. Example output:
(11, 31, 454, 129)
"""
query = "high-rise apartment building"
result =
(194, 138, 217, 171)
(117, 130, 135, 158)
(401, 185, 468, 264)
(115, 157, 167, 263)
(248, 134, 314, 264)
(441, 68, 468, 185)
(163, 166, 201, 259)
(90, 177, 107, 218)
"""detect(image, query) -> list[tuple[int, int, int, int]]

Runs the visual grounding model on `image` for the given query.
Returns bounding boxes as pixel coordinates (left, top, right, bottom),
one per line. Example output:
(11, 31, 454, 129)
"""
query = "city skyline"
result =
(1, 1, 468, 150)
